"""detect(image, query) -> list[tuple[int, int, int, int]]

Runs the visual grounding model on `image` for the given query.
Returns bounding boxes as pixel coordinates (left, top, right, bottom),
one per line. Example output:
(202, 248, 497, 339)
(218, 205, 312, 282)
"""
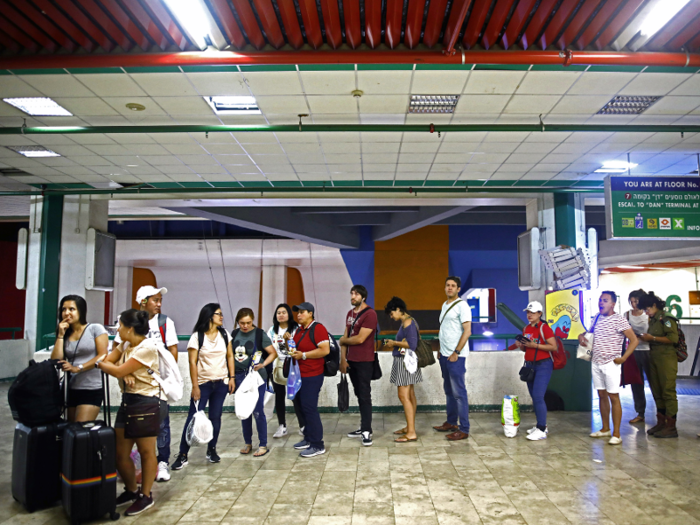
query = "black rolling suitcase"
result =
(11, 360, 67, 512)
(61, 372, 119, 525)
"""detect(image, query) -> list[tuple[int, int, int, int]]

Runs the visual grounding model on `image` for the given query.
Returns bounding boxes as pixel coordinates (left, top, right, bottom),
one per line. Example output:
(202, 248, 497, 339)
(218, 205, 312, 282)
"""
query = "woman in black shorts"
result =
(96, 309, 167, 517)
(51, 295, 108, 422)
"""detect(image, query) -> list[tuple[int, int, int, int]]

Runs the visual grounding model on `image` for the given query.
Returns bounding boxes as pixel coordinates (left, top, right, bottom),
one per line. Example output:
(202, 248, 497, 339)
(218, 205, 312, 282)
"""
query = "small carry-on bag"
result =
(12, 362, 69, 512)
(8, 359, 63, 426)
(61, 372, 119, 525)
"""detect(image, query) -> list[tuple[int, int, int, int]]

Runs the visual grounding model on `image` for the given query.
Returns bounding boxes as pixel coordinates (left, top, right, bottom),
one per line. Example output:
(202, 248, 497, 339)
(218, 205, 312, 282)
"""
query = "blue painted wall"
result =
(340, 227, 375, 308)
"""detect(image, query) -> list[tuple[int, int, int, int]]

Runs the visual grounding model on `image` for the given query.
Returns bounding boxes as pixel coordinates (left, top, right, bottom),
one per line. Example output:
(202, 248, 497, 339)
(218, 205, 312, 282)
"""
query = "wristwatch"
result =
(302, 352, 307, 361)
(77, 364, 84, 372)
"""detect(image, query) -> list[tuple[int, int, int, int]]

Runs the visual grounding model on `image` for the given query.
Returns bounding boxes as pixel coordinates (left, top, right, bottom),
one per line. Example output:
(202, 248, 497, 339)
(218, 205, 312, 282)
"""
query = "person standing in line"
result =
(579, 291, 638, 445)
(267, 304, 306, 439)
(232, 308, 277, 457)
(626, 289, 652, 425)
(383, 296, 422, 443)
(171, 304, 235, 470)
(434, 276, 472, 441)
(338, 285, 378, 447)
(113, 285, 179, 482)
(637, 292, 680, 439)
(287, 302, 330, 458)
(514, 301, 557, 441)
(51, 295, 109, 422)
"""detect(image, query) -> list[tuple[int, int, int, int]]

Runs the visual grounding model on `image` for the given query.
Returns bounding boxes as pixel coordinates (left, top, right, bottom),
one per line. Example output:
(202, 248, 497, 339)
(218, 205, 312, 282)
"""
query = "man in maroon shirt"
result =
(339, 285, 378, 447)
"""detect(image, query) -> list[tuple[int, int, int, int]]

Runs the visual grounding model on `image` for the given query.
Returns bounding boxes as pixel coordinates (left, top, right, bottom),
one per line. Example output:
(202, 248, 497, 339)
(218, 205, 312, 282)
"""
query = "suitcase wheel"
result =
(110, 512, 120, 521)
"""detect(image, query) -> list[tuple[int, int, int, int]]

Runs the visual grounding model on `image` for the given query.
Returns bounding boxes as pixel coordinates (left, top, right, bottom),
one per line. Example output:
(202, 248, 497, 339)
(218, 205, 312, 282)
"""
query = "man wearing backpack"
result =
(338, 285, 378, 447)
(115, 286, 179, 481)
(434, 277, 472, 441)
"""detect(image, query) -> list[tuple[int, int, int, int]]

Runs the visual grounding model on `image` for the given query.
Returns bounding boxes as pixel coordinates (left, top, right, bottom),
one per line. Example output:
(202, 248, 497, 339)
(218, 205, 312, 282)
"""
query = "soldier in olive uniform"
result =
(637, 292, 679, 439)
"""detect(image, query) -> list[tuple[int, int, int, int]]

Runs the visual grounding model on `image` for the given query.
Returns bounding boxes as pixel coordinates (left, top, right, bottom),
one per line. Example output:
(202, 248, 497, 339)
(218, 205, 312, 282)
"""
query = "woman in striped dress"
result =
(384, 296, 422, 443)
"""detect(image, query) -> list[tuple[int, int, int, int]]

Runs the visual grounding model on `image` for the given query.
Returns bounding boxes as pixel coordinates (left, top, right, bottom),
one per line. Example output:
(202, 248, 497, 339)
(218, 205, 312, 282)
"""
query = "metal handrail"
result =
(0, 328, 22, 340)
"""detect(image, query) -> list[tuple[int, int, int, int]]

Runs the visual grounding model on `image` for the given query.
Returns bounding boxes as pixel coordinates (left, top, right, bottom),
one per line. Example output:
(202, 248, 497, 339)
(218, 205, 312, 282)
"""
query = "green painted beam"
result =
(36, 195, 63, 352)
(554, 193, 578, 247)
(0, 124, 699, 135)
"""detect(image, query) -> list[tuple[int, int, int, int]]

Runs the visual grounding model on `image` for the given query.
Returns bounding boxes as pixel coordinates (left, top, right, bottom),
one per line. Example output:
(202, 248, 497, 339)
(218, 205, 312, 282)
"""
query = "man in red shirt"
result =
(338, 285, 378, 447)
(290, 303, 330, 458)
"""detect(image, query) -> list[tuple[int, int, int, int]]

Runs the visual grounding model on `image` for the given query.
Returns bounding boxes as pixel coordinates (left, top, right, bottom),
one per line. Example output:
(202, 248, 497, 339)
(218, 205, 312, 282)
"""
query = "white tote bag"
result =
(235, 369, 264, 420)
(577, 315, 600, 362)
(186, 401, 213, 446)
(263, 384, 275, 423)
(404, 349, 418, 374)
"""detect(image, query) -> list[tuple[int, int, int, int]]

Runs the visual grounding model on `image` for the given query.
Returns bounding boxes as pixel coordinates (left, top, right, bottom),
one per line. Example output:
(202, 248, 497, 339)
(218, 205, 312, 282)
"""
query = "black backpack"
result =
(307, 323, 341, 377)
(8, 359, 63, 426)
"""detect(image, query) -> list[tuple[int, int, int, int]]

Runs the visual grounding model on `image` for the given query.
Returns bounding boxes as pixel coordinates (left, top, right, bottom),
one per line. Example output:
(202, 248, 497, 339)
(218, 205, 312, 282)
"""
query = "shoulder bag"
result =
(576, 314, 600, 361)
(409, 319, 436, 368)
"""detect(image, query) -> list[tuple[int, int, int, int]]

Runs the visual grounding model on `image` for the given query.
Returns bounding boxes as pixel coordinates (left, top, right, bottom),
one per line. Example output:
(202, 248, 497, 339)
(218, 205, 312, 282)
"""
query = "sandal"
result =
(240, 444, 252, 455)
(253, 446, 269, 457)
(395, 436, 418, 443)
(629, 415, 645, 424)
(393, 428, 408, 435)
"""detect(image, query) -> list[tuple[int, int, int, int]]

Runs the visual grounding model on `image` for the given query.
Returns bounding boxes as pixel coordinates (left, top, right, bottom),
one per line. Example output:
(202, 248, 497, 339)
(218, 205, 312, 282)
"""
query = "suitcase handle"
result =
(101, 371, 111, 427)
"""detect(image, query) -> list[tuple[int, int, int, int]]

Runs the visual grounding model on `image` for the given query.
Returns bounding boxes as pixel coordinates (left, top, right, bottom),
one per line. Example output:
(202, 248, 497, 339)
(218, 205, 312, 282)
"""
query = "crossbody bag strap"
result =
(66, 323, 91, 366)
(439, 300, 462, 325)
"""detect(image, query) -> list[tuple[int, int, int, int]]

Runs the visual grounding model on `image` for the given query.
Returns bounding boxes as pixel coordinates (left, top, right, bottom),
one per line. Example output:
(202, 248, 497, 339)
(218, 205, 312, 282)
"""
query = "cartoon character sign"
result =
(545, 289, 586, 341)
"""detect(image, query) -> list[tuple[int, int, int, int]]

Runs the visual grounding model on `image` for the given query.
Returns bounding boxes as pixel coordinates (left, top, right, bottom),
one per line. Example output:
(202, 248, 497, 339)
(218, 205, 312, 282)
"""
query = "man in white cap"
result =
(114, 285, 179, 481)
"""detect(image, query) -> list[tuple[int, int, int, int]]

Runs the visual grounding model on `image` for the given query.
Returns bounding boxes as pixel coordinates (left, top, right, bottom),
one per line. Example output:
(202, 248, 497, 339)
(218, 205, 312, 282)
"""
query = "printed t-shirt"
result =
(114, 314, 179, 349)
(293, 322, 329, 378)
(118, 338, 165, 400)
(438, 299, 472, 357)
(345, 307, 378, 362)
(64, 323, 108, 390)
(186, 329, 231, 385)
(592, 313, 631, 365)
(232, 328, 273, 381)
(522, 322, 555, 362)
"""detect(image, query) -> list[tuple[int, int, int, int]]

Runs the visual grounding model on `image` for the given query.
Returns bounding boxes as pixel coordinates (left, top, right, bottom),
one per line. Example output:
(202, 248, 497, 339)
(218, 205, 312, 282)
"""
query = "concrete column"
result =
(58, 196, 109, 325)
(554, 193, 586, 249)
(525, 194, 556, 306)
(260, 265, 286, 328)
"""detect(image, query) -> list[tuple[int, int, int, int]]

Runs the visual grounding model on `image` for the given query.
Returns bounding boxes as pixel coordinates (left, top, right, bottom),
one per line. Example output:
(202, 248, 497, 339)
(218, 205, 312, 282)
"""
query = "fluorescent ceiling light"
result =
(617, 265, 646, 270)
(640, 0, 692, 37)
(595, 160, 638, 173)
(6, 145, 60, 158)
(409, 95, 460, 114)
(163, 0, 226, 50)
(3, 97, 72, 116)
(597, 95, 661, 115)
(601, 270, 612, 274)
(482, 330, 494, 337)
(205, 96, 261, 115)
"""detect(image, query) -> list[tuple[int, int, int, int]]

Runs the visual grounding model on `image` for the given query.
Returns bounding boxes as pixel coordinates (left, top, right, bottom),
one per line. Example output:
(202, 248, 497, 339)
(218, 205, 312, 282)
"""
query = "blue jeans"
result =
(525, 358, 553, 430)
(157, 406, 170, 463)
(297, 373, 324, 449)
(178, 380, 228, 455)
(235, 372, 268, 448)
(439, 355, 469, 434)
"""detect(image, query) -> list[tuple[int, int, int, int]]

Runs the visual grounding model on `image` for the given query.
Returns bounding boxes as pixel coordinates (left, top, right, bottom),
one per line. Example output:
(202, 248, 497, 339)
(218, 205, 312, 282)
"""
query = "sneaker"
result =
(361, 431, 373, 447)
(116, 488, 140, 507)
(526, 426, 548, 435)
(156, 461, 170, 482)
(124, 493, 154, 516)
(299, 446, 326, 458)
(298, 426, 305, 437)
(273, 425, 288, 438)
(206, 448, 221, 463)
(171, 453, 188, 470)
(526, 428, 548, 441)
(293, 440, 310, 450)
(347, 429, 363, 438)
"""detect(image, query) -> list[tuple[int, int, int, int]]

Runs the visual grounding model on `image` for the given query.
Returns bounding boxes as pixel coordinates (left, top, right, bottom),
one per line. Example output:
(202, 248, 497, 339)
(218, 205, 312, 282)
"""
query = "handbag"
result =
(577, 314, 600, 362)
(263, 381, 275, 422)
(371, 352, 382, 380)
(518, 346, 537, 383)
(337, 374, 349, 413)
(124, 395, 161, 439)
(410, 319, 435, 368)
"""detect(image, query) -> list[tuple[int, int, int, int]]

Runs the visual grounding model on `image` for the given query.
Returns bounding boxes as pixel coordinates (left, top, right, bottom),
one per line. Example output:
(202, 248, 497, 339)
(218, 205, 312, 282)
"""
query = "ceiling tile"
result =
(244, 143, 285, 155)
(507, 153, 546, 164)
(187, 164, 228, 174)
(185, 72, 249, 96)
(362, 143, 400, 153)
(53, 97, 119, 116)
(19, 75, 94, 97)
(130, 73, 198, 96)
(86, 145, 133, 155)
(550, 95, 612, 115)
(74, 74, 147, 97)
(177, 155, 217, 165)
(362, 153, 398, 164)
(363, 163, 396, 172)
(358, 95, 408, 114)
(434, 153, 471, 163)
(517, 72, 581, 95)
(153, 96, 211, 115)
(288, 154, 325, 164)
(454, 95, 510, 114)
(244, 72, 304, 95)
(321, 143, 359, 154)
(162, 143, 207, 155)
(300, 71, 356, 95)
(232, 132, 279, 143)
(317, 132, 359, 142)
(361, 132, 403, 142)
(398, 153, 435, 163)
(669, 75, 700, 96)
(569, 72, 638, 95)
(307, 95, 356, 114)
(202, 143, 246, 155)
(249, 155, 289, 165)
(503, 95, 560, 114)
(72, 156, 114, 166)
(357, 71, 413, 94)
(411, 71, 469, 94)
(463, 71, 525, 95)
(141, 155, 184, 165)
(618, 73, 692, 96)
(257, 96, 309, 114)
(644, 96, 700, 115)
(103, 96, 166, 116)
(0, 76, 43, 98)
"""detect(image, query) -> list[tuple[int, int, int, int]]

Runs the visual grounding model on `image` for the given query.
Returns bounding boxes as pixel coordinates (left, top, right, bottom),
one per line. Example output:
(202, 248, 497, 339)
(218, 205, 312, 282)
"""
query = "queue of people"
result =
(51, 280, 689, 515)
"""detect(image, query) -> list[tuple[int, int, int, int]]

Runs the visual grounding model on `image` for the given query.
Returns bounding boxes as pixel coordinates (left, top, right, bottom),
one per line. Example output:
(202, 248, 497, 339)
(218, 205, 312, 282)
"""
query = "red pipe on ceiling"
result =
(1, 50, 698, 69)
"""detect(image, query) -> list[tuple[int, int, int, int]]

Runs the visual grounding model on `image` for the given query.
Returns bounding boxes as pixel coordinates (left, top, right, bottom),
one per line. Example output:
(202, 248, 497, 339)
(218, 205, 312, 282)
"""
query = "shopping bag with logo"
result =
(501, 395, 520, 438)
(287, 359, 302, 400)
(235, 370, 264, 420)
(186, 400, 214, 446)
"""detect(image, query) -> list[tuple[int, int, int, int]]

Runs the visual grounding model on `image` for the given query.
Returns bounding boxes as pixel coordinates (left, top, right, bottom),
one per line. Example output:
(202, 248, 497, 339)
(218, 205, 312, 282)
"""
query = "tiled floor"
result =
(2, 382, 700, 525)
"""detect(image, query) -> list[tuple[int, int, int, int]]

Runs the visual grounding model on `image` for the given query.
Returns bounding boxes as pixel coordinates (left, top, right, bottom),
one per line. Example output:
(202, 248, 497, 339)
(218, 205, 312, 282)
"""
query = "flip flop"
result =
(240, 444, 252, 454)
(254, 447, 269, 457)
(393, 428, 408, 435)
(394, 436, 418, 443)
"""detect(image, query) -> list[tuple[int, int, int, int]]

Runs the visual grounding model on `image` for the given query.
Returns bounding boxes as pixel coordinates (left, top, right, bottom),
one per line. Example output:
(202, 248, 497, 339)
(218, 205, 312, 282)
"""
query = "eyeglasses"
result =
(213, 312, 223, 317)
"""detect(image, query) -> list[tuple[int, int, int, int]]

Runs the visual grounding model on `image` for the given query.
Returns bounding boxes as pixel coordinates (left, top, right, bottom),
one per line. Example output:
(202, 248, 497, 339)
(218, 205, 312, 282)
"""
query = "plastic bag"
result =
(287, 359, 302, 400)
(186, 400, 214, 446)
(235, 370, 264, 420)
(337, 374, 349, 413)
(130, 447, 142, 484)
(263, 382, 275, 422)
(501, 395, 520, 438)
(404, 350, 418, 374)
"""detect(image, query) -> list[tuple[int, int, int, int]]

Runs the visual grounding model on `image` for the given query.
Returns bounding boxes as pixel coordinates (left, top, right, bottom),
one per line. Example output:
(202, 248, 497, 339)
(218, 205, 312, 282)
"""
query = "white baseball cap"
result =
(524, 301, 543, 313)
(136, 286, 168, 305)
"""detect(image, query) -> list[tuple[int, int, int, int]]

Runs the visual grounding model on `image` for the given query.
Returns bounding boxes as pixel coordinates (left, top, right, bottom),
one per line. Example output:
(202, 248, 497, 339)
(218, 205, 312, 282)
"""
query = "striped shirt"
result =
(592, 313, 631, 365)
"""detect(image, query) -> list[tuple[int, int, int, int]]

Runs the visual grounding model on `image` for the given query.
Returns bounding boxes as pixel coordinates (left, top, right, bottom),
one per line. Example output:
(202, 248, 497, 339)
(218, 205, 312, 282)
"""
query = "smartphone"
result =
(516, 335, 529, 345)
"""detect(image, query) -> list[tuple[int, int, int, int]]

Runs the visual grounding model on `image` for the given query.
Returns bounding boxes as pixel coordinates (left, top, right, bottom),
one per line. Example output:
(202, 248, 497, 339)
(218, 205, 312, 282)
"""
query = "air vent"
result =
(409, 95, 460, 114)
(597, 96, 661, 115)
(0, 168, 32, 176)
(6, 145, 60, 158)
(204, 96, 261, 115)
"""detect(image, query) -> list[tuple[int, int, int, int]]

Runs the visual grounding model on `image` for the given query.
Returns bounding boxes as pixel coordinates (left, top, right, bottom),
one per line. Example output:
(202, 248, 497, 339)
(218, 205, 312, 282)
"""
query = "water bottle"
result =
(288, 339, 296, 355)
